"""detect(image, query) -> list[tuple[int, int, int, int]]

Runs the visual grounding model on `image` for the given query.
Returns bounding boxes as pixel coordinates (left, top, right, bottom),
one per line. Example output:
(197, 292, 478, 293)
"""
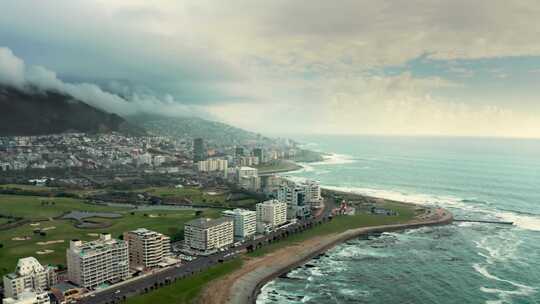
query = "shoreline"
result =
(247, 209, 453, 304)
(199, 202, 453, 304)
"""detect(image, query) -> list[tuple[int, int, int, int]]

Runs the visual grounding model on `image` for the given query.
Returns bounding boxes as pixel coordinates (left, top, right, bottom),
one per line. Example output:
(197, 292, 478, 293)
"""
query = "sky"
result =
(1, 0, 540, 138)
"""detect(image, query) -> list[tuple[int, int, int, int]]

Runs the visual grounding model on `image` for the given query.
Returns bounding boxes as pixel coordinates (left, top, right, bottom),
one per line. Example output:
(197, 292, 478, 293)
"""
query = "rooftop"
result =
(129, 228, 162, 237)
(258, 199, 286, 206)
(186, 217, 233, 229)
(222, 208, 256, 216)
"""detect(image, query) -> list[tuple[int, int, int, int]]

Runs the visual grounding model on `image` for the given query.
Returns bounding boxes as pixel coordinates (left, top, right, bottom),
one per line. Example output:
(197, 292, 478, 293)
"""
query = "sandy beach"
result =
(199, 207, 453, 304)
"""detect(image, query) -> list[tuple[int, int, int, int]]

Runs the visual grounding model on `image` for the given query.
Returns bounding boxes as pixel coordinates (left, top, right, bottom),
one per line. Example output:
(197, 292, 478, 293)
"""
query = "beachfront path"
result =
(199, 208, 453, 304)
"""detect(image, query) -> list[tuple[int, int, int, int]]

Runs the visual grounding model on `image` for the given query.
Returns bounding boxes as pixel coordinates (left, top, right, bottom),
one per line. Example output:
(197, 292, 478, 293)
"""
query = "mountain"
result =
(0, 86, 143, 136)
(127, 114, 268, 145)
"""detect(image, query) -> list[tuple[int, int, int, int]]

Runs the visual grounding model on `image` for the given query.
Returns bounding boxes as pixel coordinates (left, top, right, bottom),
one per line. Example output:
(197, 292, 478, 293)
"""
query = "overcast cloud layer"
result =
(1, 1, 540, 137)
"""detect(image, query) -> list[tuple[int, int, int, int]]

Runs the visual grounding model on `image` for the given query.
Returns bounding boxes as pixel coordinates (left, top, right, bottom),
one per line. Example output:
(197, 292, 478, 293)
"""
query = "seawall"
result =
(236, 210, 454, 304)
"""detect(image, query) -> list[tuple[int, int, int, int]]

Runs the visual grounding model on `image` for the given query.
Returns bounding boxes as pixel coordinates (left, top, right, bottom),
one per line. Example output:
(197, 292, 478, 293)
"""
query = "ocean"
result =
(257, 135, 540, 304)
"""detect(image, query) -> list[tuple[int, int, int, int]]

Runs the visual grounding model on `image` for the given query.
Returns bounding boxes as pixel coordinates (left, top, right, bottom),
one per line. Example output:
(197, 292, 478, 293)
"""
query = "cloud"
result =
(448, 66, 475, 78)
(208, 72, 540, 138)
(0, 47, 208, 118)
(0, 47, 25, 89)
(2, 1, 540, 94)
(1, 1, 540, 137)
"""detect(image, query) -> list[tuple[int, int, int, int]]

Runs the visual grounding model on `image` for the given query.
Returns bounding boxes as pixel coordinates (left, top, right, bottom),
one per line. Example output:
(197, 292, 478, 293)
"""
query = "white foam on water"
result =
(314, 169, 330, 175)
(473, 263, 537, 302)
(474, 231, 522, 265)
(308, 153, 357, 165)
(495, 211, 540, 232)
(256, 282, 276, 304)
(322, 185, 540, 232)
(338, 287, 371, 297)
(333, 244, 393, 259)
(322, 185, 464, 208)
(292, 163, 316, 173)
(405, 226, 434, 235)
(457, 222, 478, 228)
(308, 267, 323, 277)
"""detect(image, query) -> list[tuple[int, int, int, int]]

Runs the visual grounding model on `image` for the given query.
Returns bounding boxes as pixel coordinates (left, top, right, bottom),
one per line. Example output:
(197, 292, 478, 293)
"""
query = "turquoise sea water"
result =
(257, 136, 540, 304)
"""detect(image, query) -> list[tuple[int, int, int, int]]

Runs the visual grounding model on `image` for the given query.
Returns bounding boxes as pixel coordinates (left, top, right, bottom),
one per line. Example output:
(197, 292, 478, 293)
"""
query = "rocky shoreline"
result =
(247, 208, 453, 304)
(199, 205, 453, 304)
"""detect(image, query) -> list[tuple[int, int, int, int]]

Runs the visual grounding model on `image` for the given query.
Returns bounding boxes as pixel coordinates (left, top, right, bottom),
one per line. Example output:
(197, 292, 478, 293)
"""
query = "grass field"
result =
(0, 184, 57, 192)
(0, 194, 221, 277)
(0, 218, 11, 225)
(126, 258, 243, 304)
(248, 201, 416, 257)
(138, 187, 227, 204)
(0, 194, 126, 219)
(137, 186, 258, 209)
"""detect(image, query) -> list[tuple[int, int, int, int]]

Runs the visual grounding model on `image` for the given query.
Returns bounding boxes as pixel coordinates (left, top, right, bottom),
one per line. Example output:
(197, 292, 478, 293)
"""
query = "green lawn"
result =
(0, 194, 126, 219)
(126, 258, 243, 304)
(137, 186, 259, 209)
(125, 200, 418, 303)
(0, 218, 11, 225)
(0, 193, 221, 277)
(0, 184, 57, 192)
(248, 201, 416, 257)
(137, 187, 228, 204)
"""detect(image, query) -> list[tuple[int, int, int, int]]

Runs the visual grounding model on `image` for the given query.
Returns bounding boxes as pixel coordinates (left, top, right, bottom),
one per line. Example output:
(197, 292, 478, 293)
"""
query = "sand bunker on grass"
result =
(36, 249, 54, 255)
(36, 240, 64, 246)
(12, 236, 31, 241)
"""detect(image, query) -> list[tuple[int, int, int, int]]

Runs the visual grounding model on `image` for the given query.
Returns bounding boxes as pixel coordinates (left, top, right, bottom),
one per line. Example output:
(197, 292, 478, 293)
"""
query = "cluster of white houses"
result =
(2, 230, 173, 304)
(182, 199, 287, 255)
(2, 179, 321, 304)
(181, 178, 321, 255)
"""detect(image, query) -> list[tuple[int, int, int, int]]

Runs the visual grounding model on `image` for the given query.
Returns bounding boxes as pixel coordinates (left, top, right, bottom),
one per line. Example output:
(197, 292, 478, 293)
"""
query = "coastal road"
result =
(76, 249, 242, 304)
(75, 201, 334, 304)
(75, 219, 327, 304)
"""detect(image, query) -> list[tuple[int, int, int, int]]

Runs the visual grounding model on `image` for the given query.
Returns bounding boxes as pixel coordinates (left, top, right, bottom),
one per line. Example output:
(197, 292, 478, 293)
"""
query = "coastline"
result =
(247, 208, 453, 304)
(199, 201, 453, 304)
(198, 158, 455, 304)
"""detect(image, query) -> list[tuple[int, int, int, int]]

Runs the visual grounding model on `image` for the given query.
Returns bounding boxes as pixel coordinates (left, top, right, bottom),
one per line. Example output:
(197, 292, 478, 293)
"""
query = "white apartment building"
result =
(236, 166, 260, 191)
(300, 180, 322, 204)
(239, 175, 261, 192)
(222, 209, 257, 240)
(66, 234, 129, 288)
(124, 229, 171, 270)
(2, 257, 57, 299)
(238, 156, 259, 167)
(236, 166, 258, 180)
(197, 158, 228, 175)
(2, 290, 50, 304)
(262, 175, 284, 195)
(278, 183, 310, 219)
(184, 218, 234, 254)
(256, 200, 287, 233)
(278, 180, 322, 218)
